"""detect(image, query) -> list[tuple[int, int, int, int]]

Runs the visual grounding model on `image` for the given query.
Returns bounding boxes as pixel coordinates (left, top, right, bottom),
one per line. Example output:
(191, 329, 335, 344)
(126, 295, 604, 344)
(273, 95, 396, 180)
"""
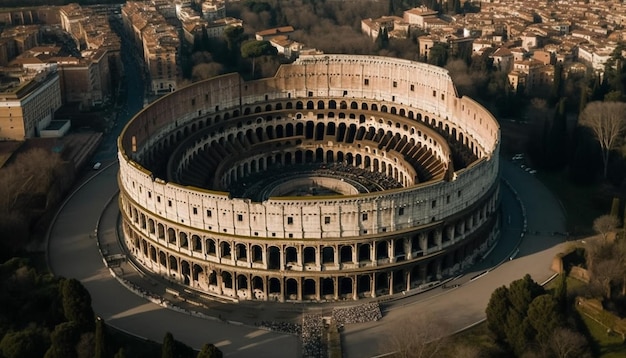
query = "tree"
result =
(94, 318, 106, 358)
(527, 294, 563, 346)
(161, 332, 175, 358)
(553, 273, 567, 314)
(197, 343, 222, 358)
(0, 327, 49, 358)
(61, 278, 94, 332)
(593, 214, 620, 241)
(113, 348, 127, 358)
(240, 40, 277, 78)
(485, 286, 510, 342)
(384, 313, 449, 358)
(44, 322, 79, 358)
(426, 43, 448, 67)
(508, 274, 545, 315)
(549, 328, 591, 358)
(579, 101, 626, 179)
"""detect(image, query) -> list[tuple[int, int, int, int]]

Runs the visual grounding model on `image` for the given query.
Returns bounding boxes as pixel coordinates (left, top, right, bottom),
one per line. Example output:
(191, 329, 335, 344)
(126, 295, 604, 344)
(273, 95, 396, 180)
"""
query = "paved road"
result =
(47, 155, 567, 357)
(343, 160, 567, 356)
(48, 163, 300, 357)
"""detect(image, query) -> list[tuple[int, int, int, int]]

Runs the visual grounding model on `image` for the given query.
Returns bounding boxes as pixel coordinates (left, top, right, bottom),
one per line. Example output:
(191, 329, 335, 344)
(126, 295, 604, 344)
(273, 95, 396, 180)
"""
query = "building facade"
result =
(118, 55, 501, 303)
(0, 69, 62, 141)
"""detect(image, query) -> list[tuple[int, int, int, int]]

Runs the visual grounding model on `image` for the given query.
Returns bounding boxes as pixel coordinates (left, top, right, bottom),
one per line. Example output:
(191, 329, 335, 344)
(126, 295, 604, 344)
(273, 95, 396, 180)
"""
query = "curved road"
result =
(48, 157, 567, 357)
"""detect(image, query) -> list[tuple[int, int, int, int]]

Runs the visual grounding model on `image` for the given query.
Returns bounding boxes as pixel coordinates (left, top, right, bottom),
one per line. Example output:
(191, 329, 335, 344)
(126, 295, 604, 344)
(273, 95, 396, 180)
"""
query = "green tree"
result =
(553, 273, 567, 314)
(197, 343, 223, 358)
(426, 43, 448, 67)
(61, 278, 94, 332)
(44, 322, 79, 358)
(162, 332, 175, 358)
(0, 327, 49, 358)
(546, 98, 569, 169)
(94, 318, 106, 358)
(551, 62, 564, 104)
(527, 294, 563, 346)
(113, 348, 127, 358)
(508, 274, 545, 315)
(240, 40, 277, 78)
(485, 286, 510, 342)
(504, 309, 533, 356)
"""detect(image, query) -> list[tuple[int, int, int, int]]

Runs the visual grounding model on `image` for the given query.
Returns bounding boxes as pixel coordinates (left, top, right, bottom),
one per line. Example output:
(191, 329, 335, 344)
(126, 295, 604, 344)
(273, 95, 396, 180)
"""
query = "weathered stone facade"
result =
(118, 55, 501, 302)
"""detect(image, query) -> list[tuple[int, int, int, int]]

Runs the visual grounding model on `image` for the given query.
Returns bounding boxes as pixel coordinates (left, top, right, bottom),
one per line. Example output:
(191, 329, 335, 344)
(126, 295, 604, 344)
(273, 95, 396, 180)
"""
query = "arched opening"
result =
(221, 271, 233, 289)
(322, 246, 334, 264)
(322, 278, 334, 297)
(268, 246, 280, 269)
(340, 245, 352, 264)
(270, 277, 281, 295)
(303, 278, 316, 299)
(303, 247, 316, 265)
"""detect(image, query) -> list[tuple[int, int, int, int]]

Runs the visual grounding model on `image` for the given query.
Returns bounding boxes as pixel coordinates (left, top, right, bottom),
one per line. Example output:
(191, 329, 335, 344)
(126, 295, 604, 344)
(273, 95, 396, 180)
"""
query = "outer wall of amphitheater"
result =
(117, 55, 501, 303)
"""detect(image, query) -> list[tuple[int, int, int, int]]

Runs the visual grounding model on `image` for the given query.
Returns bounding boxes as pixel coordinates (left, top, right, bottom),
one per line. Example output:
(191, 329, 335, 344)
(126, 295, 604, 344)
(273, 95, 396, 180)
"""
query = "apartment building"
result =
(0, 68, 62, 141)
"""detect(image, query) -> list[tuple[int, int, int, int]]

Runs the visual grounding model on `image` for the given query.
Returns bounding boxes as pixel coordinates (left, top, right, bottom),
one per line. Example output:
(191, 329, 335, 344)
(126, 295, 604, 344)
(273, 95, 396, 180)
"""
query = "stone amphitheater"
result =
(118, 54, 501, 303)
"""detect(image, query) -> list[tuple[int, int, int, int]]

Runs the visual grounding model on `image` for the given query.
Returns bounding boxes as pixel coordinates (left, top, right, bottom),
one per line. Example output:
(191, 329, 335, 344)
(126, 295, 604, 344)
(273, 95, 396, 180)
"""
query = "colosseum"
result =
(118, 54, 501, 303)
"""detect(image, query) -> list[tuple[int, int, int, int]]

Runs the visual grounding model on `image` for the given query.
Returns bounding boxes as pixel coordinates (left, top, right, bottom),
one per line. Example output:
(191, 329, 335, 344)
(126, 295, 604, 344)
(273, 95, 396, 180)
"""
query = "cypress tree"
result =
(60, 279, 94, 332)
(197, 343, 223, 358)
(94, 318, 107, 358)
(162, 332, 175, 358)
(486, 286, 511, 342)
(553, 273, 567, 314)
(527, 294, 564, 345)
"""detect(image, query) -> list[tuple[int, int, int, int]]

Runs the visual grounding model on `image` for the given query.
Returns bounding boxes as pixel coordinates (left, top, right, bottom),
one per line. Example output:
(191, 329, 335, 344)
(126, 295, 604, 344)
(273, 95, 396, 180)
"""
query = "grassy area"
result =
(536, 170, 607, 235)
(444, 321, 502, 356)
(577, 310, 626, 358)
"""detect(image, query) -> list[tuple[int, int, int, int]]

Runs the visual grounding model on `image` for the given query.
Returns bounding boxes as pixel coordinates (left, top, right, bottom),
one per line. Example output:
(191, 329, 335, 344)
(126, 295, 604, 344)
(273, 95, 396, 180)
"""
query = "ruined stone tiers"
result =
(117, 55, 501, 302)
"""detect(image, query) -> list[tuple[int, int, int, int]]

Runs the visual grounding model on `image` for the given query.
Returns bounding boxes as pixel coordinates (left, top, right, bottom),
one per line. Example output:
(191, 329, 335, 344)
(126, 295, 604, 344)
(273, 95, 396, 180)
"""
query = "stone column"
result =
(371, 273, 377, 298)
(352, 276, 358, 300)
(316, 246, 321, 270)
(216, 270, 223, 294)
(371, 243, 377, 266)
(436, 229, 443, 250)
(262, 245, 268, 269)
(389, 239, 395, 263)
(404, 238, 412, 260)
(406, 270, 411, 291)
(315, 278, 321, 301)
(247, 274, 252, 300)
(388, 271, 394, 295)
(334, 277, 339, 301)
(446, 225, 455, 244)
(419, 232, 427, 255)
(334, 246, 340, 266)
(352, 244, 358, 264)
(297, 277, 302, 301)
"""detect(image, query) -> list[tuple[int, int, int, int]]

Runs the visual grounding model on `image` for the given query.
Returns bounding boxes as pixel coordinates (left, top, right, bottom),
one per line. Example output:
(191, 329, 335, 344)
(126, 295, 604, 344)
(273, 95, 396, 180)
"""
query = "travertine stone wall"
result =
(117, 55, 501, 302)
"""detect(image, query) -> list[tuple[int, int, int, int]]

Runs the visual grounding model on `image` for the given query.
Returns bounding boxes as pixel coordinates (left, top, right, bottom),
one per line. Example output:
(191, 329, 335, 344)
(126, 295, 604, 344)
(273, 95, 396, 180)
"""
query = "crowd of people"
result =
(257, 320, 302, 335)
(302, 313, 326, 358)
(332, 302, 382, 325)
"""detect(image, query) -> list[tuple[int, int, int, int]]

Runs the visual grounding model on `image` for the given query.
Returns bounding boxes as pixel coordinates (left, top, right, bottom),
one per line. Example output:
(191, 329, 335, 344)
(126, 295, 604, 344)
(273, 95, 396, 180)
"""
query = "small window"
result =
(432, 90, 436, 97)
(157, 196, 161, 203)
(254, 232, 258, 236)
(272, 233, 276, 237)
(363, 229, 368, 234)
(287, 217, 294, 225)
(431, 200, 436, 208)
(441, 93, 445, 100)
(399, 208, 404, 216)
(191, 98, 196, 106)
(393, 81, 397, 87)
(458, 190, 462, 197)
(308, 91, 313, 97)
(207, 210, 212, 217)
(446, 195, 450, 204)
(193, 207, 198, 215)
(237, 214, 243, 221)
(168, 200, 172, 207)
(148, 191, 152, 198)
(410, 84, 415, 91)
(364, 78, 369, 85)
(343, 90, 348, 96)
(324, 216, 331, 224)
(289, 233, 293, 238)
(362, 213, 368, 221)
